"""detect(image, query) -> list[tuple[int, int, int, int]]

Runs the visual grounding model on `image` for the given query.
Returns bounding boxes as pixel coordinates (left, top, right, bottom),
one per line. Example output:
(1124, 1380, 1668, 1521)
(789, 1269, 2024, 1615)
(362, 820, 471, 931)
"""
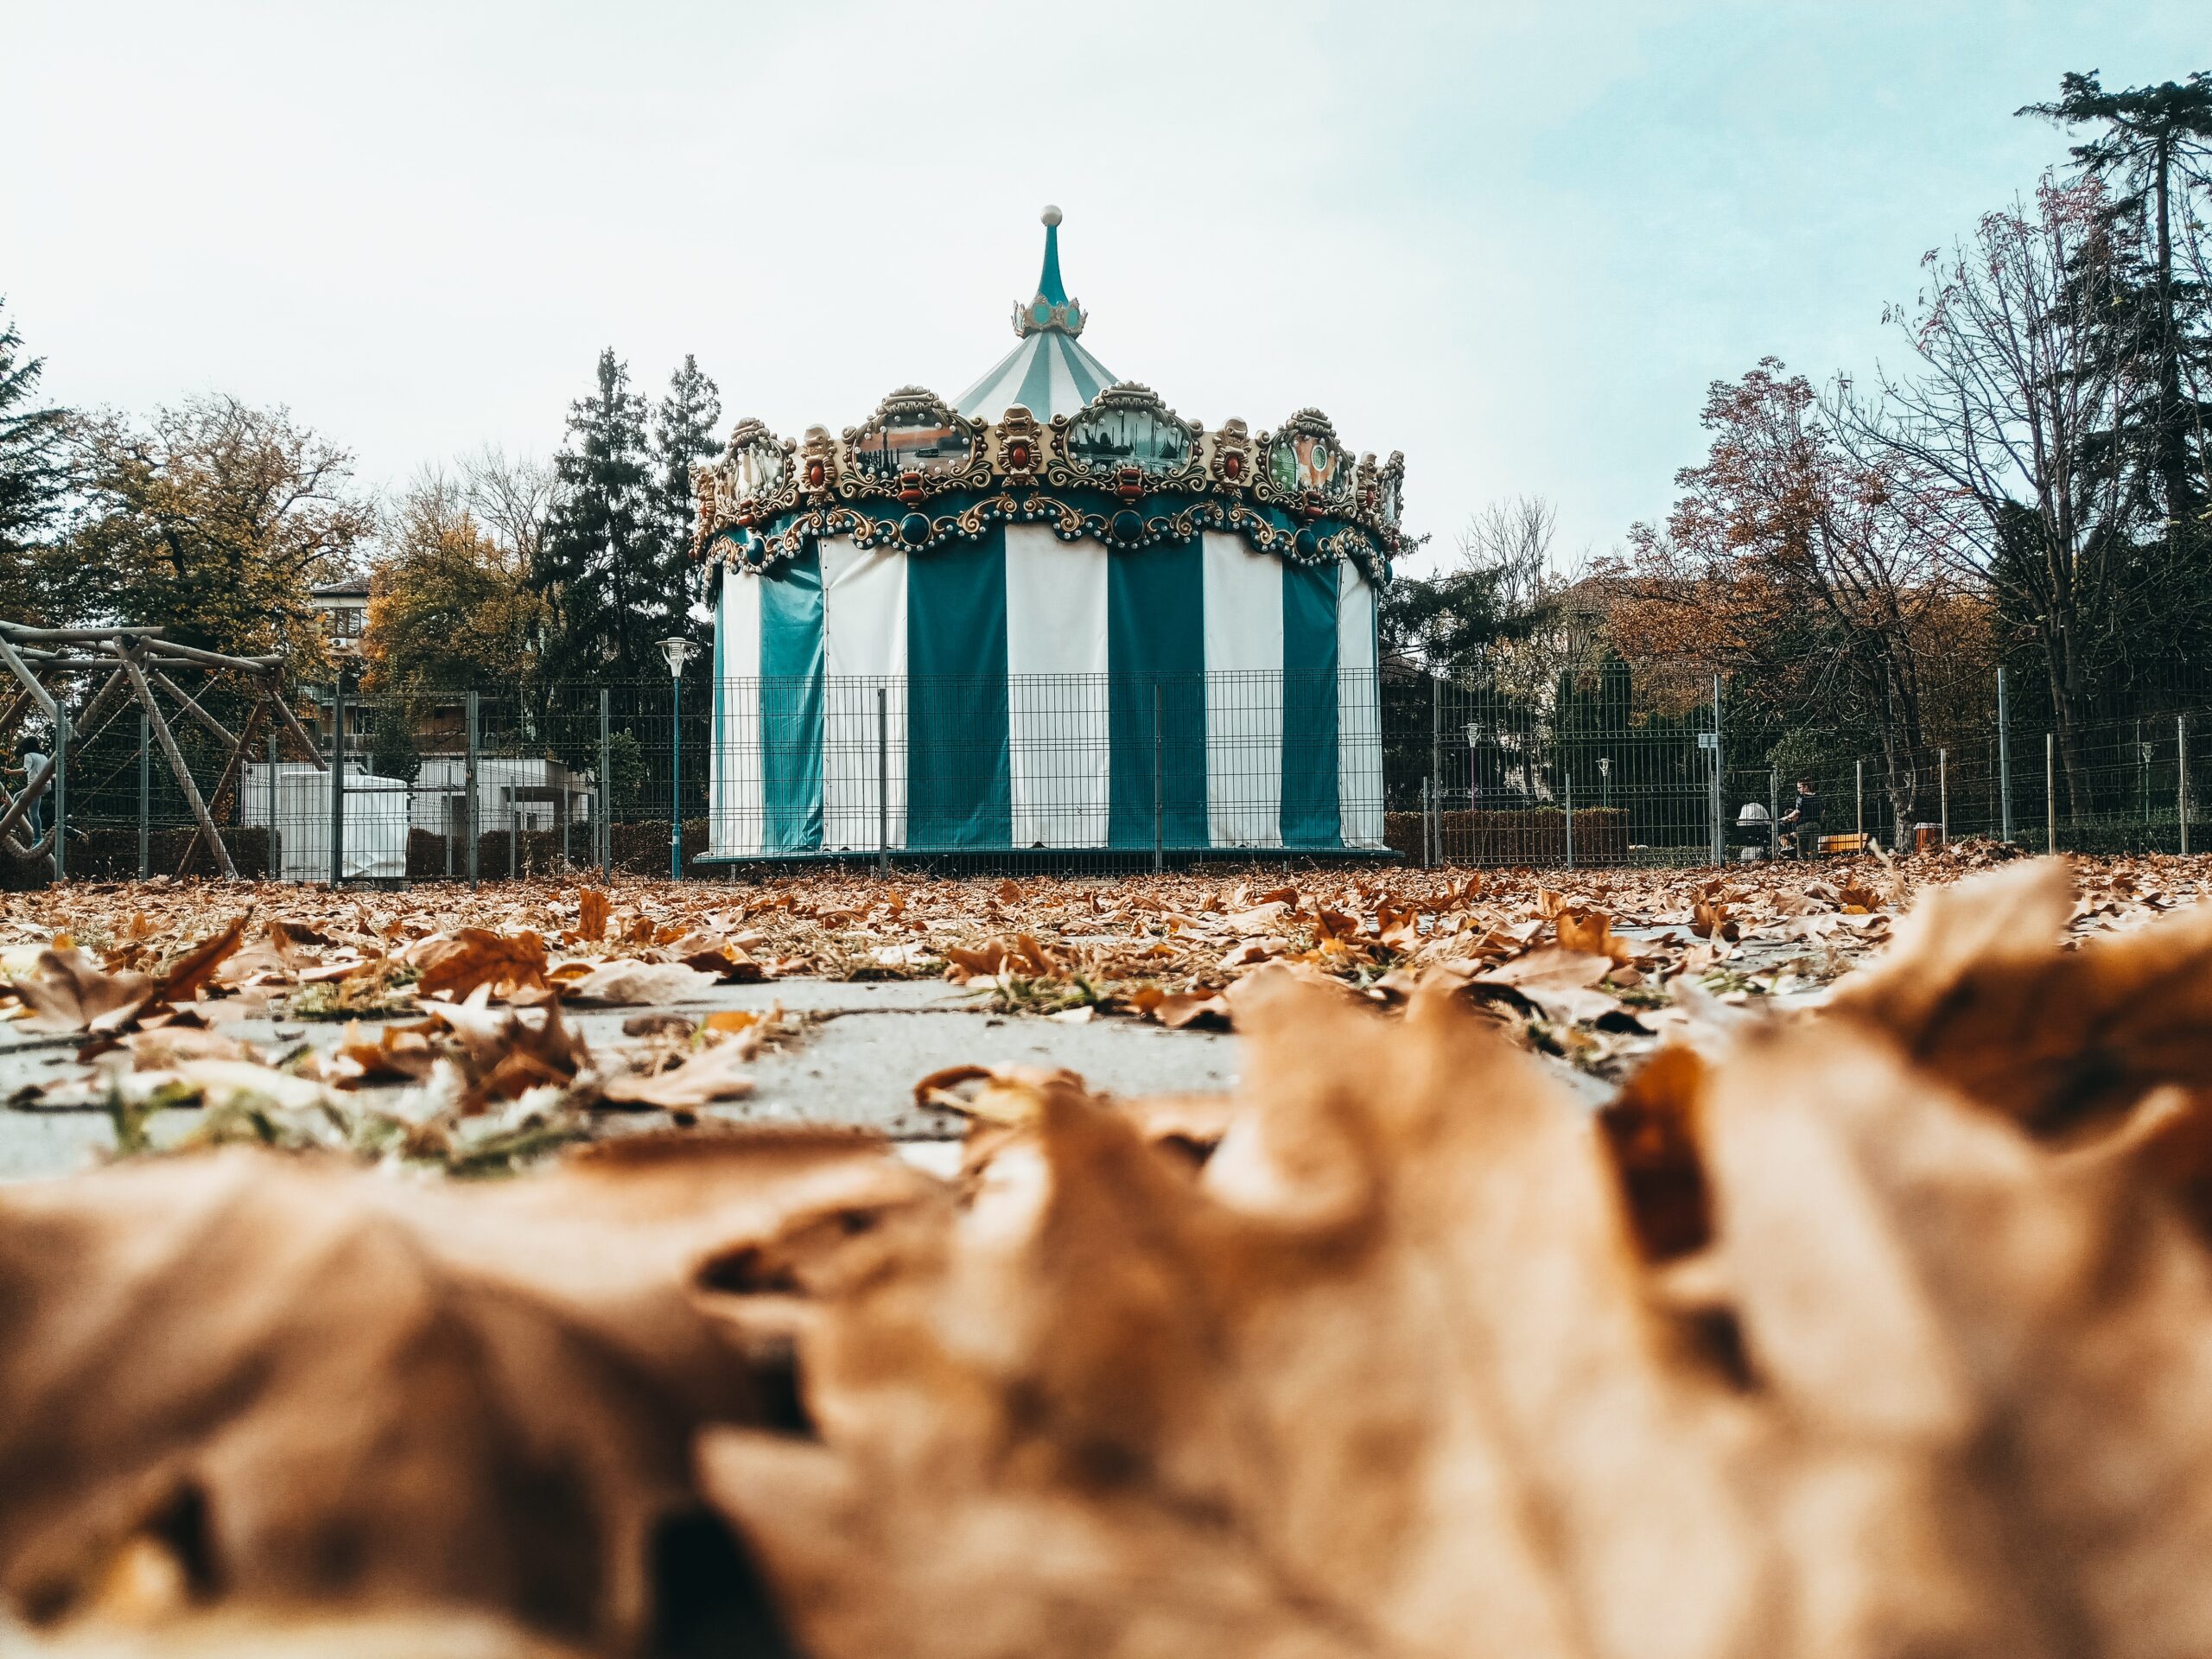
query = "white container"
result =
(243, 762, 410, 881)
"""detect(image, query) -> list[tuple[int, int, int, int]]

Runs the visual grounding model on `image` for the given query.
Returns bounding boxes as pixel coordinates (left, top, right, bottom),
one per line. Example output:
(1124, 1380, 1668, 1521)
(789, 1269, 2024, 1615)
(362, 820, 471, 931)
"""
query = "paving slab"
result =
(0, 980, 1242, 1181)
(0, 976, 1617, 1182)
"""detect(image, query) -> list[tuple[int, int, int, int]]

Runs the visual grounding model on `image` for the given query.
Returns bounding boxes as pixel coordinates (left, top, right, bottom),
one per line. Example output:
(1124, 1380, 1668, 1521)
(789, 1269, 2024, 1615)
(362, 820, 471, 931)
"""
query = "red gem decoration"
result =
(1009, 441, 1031, 470)
(806, 459, 825, 488)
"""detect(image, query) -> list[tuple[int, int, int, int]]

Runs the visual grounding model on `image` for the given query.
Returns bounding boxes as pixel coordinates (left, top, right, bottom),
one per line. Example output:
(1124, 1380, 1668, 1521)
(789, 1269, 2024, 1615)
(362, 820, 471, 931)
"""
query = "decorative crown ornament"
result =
(1011, 204, 1087, 339)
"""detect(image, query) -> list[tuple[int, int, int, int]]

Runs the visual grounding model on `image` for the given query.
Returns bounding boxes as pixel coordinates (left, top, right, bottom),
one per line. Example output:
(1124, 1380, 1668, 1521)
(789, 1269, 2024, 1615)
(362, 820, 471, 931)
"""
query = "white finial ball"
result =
(1041, 204, 1063, 227)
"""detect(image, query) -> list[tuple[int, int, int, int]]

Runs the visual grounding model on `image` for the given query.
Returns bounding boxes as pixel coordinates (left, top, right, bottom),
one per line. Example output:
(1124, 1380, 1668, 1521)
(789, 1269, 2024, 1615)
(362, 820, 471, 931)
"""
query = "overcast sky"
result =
(4, 2, 2202, 574)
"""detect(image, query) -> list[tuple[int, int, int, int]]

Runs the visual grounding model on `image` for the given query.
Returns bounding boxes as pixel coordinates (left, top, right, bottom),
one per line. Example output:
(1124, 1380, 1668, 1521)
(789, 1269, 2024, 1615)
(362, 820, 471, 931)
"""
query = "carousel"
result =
(691, 206, 1406, 858)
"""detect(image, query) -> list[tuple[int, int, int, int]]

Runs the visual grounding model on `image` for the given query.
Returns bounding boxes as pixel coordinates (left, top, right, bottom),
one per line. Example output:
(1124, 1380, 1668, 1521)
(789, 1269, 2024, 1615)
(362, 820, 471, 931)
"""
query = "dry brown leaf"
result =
(149, 917, 249, 1005)
(575, 887, 610, 944)
(10, 950, 155, 1035)
(598, 1040, 757, 1112)
(0, 1136, 924, 1649)
(411, 930, 550, 1002)
(1557, 907, 1637, 966)
(1830, 858, 2212, 1135)
(563, 960, 719, 1007)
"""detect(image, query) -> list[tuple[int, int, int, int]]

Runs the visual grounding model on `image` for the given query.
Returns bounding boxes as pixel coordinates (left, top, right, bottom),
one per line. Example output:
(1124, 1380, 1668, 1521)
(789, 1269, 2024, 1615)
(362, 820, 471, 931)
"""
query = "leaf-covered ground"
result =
(7, 852, 2212, 1654)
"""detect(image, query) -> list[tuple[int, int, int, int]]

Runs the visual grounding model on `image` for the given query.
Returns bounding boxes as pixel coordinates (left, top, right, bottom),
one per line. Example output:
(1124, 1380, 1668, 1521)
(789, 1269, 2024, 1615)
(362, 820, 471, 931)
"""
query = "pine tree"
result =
(534, 349, 660, 682)
(2023, 72, 2212, 535)
(0, 299, 71, 623)
(652, 354, 721, 647)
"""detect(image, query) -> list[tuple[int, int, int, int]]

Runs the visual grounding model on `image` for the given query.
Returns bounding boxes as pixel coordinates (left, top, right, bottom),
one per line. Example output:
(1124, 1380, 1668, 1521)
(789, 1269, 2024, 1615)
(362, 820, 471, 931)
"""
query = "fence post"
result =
(1997, 666, 2012, 843)
(52, 704, 67, 881)
(1854, 758, 1864, 845)
(1768, 767, 1778, 860)
(1708, 675, 1724, 867)
(510, 784, 520, 883)
(1938, 747, 1948, 849)
(1565, 771, 1575, 870)
(327, 676, 346, 888)
(267, 731, 279, 880)
(599, 688, 612, 881)
(137, 710, 150, 880)
(465, 690, 480, 888)
(1429, 674, 1441, 817)
(2181, 714, 2190, 857)
(1151, 682, 1163, 874)
(2045, 732, 2057, 854)
(876, 685, 889, 876)
(1421, 777, 1433, 868)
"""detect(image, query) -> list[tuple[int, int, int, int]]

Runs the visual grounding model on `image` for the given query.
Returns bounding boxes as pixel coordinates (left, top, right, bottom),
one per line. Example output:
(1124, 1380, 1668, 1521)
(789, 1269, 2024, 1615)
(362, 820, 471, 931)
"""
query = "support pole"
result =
(1708, 675, 1724, 867)
(1565, 770, 1575, 870)
(2181, 714, 2190, 857)
(465, 691, 480, 888)
(599, 688, 612, 882)
(876, 686, 889, 876)
(668, 673, 683, 880)
(329, 674, 346, 887)
(1151, 682, 1163, 875)
(138, 710, 151, 880)
(267, 731, 279, 880)
(1429, 675, 1441, 823)
(2045, 732, 2057, 855)
(1421, 777, 1432, 869)
(1997, 666, 2012, 843)
(1769, 767, 1778, 860)
(1855, 757, 1864, 845)
(51, 703, 67, 881)
(1939, 748, 1948, 849)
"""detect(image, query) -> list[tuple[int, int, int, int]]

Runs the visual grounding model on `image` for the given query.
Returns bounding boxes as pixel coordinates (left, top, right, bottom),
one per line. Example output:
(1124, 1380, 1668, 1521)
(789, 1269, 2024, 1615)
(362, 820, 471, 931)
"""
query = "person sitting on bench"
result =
(1777, 777, 1821, 858)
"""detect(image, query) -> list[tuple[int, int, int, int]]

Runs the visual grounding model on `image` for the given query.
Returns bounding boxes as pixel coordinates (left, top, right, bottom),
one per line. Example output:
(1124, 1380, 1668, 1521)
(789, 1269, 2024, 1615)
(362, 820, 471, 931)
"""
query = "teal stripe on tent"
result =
(1108, 535, 1207, 849)
(712, 575, 725, 830)
(1281, 559, 1340, 848)
(907, 531, 1011, 848)
(1014, 338, 1058, 423)
(761, 550, 823, 852)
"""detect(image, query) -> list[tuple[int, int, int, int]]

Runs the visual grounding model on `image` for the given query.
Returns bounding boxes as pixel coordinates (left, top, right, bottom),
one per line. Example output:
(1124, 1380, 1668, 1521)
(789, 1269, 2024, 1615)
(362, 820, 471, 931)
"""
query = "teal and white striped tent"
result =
(699, 208, 1404, 859)
(953, 206, 1120, 423)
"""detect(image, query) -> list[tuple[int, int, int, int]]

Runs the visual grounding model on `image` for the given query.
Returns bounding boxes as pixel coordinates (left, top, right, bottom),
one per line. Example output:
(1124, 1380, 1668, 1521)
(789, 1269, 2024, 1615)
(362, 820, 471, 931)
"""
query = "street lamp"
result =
(660, 637, 694, 879)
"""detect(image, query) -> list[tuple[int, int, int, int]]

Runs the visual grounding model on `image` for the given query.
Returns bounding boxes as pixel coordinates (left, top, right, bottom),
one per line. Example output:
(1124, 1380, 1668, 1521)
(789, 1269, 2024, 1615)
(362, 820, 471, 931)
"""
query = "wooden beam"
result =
(269, 692, 328, 771)
(143, 639, 283, 674)
(148, 668, 238, 748)
(0, 623, 164, 641)
(0, 634, 56, 720)
(123, 661, 237, 880)
(178, 700, 268, 877)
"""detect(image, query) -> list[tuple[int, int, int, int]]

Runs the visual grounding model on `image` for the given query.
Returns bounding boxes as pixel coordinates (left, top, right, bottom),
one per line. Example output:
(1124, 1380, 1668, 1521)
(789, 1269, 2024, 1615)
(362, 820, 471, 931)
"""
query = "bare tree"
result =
(461, 446, 559, 571)
(1864, 178, 2146, 814)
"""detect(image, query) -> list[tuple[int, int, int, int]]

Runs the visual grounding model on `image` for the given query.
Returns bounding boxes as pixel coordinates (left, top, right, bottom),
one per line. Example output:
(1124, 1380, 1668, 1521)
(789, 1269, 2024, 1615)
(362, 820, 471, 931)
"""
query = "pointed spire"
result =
(1011, 205, 1086, 339)
(1037, 204, 1068, 305)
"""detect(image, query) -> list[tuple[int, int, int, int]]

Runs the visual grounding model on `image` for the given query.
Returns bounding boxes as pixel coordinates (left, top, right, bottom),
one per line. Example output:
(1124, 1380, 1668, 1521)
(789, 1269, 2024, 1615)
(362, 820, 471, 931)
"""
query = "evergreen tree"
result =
(2023, 72, 2212, 537)
(534, 349, 661, 682)
(0, 299, 71, 623)
(652, 354, 721, 647)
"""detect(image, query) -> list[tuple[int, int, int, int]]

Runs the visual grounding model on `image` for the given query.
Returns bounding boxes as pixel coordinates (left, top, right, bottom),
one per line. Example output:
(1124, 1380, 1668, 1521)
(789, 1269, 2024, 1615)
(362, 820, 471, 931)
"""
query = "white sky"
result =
(4, 1, 2202, 575)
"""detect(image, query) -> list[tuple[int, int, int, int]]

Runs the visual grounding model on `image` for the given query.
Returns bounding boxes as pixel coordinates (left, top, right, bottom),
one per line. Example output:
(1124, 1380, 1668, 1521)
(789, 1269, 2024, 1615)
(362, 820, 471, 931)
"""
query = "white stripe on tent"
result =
(1201, 529, 1283, 848)
(1337, 562, 1384, 849)
(714, 565, 766, 857)
(1062, 336, 1116, 400)
(957, 336, 1039, 421)
(1043, 337, 1082, 419)
(820, 536, 907, 850)
(1006, 524, 1109, 847)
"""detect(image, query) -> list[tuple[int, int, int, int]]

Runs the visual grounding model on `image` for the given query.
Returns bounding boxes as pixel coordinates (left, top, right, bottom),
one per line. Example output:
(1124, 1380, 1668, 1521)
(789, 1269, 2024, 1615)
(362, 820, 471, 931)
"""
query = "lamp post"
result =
(660, 637, 693, 879)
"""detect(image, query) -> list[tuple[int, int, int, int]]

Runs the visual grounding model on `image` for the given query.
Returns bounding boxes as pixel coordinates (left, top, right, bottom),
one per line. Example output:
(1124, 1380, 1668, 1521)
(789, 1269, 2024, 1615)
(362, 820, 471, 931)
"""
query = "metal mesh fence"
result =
(34, 660, 2212, 883)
